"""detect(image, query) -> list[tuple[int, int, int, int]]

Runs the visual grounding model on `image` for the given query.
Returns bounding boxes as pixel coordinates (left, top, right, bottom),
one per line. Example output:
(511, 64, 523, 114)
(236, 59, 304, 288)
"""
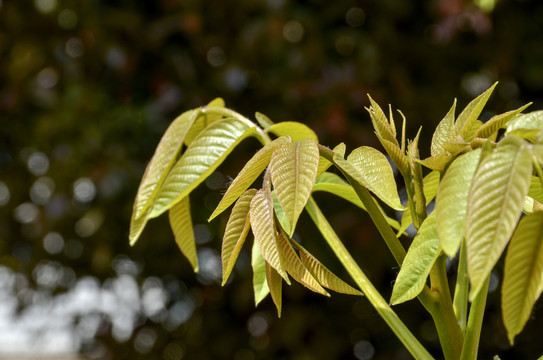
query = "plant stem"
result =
(453, 240, 469, 332)
(460, 275, 490, 360)
(305, 197, 434, 360)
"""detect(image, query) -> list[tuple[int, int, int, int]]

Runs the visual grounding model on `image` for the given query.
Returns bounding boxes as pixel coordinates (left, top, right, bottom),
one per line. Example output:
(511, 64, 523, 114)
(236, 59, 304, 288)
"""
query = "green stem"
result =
(453, 239, 469, 332)
(460, 275, 490, 360)
(305, 197, 433, 360)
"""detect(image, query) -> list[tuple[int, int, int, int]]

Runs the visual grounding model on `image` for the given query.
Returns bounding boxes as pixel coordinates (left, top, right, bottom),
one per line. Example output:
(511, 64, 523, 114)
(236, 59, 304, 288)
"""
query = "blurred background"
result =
(1, 0, 543, 359)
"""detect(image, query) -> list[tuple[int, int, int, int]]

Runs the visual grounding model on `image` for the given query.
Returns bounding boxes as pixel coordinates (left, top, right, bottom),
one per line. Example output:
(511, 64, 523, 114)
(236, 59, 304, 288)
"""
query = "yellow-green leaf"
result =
(506, 110, 543, 134)
(435, 149, 482, 257)
(255, 111, 274, 130)
(431, 100, 456, 157)
(291, 239, 362, 295)
(184, 98, 224, 146)
(252, 241, 269, 306)
(221, 189, 257, 285)
(502, 212, 543, 344)
(150, 118, 256, 219)
(376, 133, 409, 175)
(250, 189, 289, 282)
(454, 82, 497, 139)
(266, 121, 319, 142)
(316, 143, 346, 177)
(475, 103, 531, 139)
(466, 136, 533, 299)
(366, 96, 399, 147)
(270, 139, 320, 235)
(169, 196, 198, 272)
(346, 146, 404, 211)
(419, 154, 453, 172)
(406, 130, 427, 229)
(266, 262, 283, 317)
(391, 213, 440, 305)
(529, 176, 543, 203)
(209, 136, 291, 221)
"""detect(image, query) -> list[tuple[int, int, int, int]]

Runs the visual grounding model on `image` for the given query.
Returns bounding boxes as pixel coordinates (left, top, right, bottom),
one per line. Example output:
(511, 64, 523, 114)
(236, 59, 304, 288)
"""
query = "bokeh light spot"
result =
(30, 177, 55, 205)
(247, 313, 268, 337)
(34, 0, 57, 13)
(73, 178, 96, 203)
(207, 46, 226, 67)
(65, 37, 85, 58)
(283, 21, 304, 43)
(58, 9, 78, 29)
(0, 181, 10, 206)
(346, 7, 365, 28)
(27, 151, 50, 176)
(43, 232, 64, 254)
(14, 203, 39, 224)
(353, 340, 375, 360)
(37, 67, 58, 89)
(163, 342, 184, 360)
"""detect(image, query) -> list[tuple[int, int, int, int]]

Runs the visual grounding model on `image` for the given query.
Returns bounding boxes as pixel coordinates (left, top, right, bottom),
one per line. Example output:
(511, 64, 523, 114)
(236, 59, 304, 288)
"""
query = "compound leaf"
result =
(169, 196, 198, 272)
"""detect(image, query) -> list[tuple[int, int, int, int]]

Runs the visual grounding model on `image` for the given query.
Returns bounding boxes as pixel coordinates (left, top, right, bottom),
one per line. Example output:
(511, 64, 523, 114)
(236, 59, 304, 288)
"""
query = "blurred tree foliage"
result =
(1, 0, 543, 359)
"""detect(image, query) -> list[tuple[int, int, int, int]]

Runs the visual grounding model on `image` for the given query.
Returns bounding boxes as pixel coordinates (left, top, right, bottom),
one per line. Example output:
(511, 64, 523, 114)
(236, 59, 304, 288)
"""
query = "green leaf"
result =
(419, 154, 453, 172)
(506, 110, 543, 134)
(291, 239, 362, 295)
(454, 82, 497, 139)
(435, 149, 482, 257)
(255, 111, 274, 130)
(346, 146, 404, 211)
(464, 120, 483, 142)
(266, 121, 319, 142)
(252, 241, 269, 306)
(391, 213, 440, 305)
(406, 130, 427, 229)
(376, 133, 409, 175)
(221, 189, 257, 285)
(266, 262, 283, 317)
(316, 143, 346, 177)
(270, 139, 320, 235)
(529, 176, 543, 203)
(366, 96, 399, 147)
(209, 136, 291, 221)
(272, 191, 290, 234)
(466, 136, 533, 299)
(132, 109, 199, 222)
(250, 189, 290, 282)
(431, 100, 456, 156)
(474, 103, 531, 139)
(184, 98, 225, 146)
(169, 196, 199, 272)
(150, 118, 256, 219)
(502, 212, 543, 344)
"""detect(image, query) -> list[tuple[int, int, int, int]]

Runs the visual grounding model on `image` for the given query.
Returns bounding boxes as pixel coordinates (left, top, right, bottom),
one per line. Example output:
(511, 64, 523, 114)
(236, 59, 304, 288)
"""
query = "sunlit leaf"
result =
(255, 111, 274, 130)
(454, 82, 497, 139)
(250, 189, 289, 282)
(502, 212, 543, 344)
(272, 191, 290, 234)
(366, 96, 399, 147)
(436, 149, 482, 257)
(266, 262, 283, 317)
(391, 213, 440, 305)
(252, 241, 269, 306)
(169, 196, 198, 272)
(266, 121, 319, 142)
(466, 136, 532, 299)
(209, 136, 291, 221)
(507, 128, 543, 143)
(346, 146, 404, 211)
(419, 154, 453, 172)
(317, 143, 346, 177)
(406, 130, 427, 229)
(133, 109, 199, 222)
(222, 189, 257, 285)
(464, 120, 483, 142)
(376, 133, 409, 174)
(475, 103, 531, 139)
(399, 171, 440, 236)
(431, 100, 456, 157)
(291, 239, 362, 296)
(529, 176, 543, 203)
(506, 110, 543, 134)
(270, 139, 320, 235)
(184, 98, 225, 146)
(150, 118, 256, 218)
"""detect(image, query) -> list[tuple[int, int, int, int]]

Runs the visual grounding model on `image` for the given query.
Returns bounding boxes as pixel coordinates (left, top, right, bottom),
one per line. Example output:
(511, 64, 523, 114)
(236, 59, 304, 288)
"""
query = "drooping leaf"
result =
(276, 231, 328, 296)
(132, 109, 199, 222)
(431, 100, 456, 157)
(391, 213, 440, 305)
(222, 189, 258, 285)
(366, 96, 399, 147)
(252, 241, 269, 306)
(502, 212, 543, 344)
(255, 111, 274, 130)
(150, 118, 256, 218)
(291, 239, 362, 296)
(316, 143, 346, 177)
(506, 110, 543, 134)
(169, 196, 198, 272)
(250, 189, 289, 282)
(270, 139, 320, 235)
(454, 82, 497, 139)
(435, 149, 482, 257)
(266, 262, 283, 317)
(346, 146, 404, 211)
(184, 98, 225, 146)
(266, 121, 319, 142)
(475, 103, 531, 139)
(466, 136, 533, 299)
(209, 136, 291, 221)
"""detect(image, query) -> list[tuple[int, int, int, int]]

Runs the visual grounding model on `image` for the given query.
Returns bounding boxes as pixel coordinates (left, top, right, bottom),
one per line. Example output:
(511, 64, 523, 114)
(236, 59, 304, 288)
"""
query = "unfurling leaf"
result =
(406, 130, 427, 229)
(291, 240, 362, 296)
(250, 189, 289, 282)
(475, 103, 531, 139)
(376, 133, 409, 174)
(222, 189, 258, 285)
(391, 213, 440, 305)
(270, 139, 320, 235)
(454, 82, 497, 139)
(366, 96, 399, 147)
(184, 98, 225, 146)
(431, 100, 456, 157)
(266, 121, 319, 142)
(266, 262, 283, 317)
(169, 196, 198, 272)
(502, 212, 543, 344)
(466, 136, 532, 299)
(209, 136, 291, 221)
(436, 149, 482, 257)
(346, 146, 403, 211)
(252, 241, 269, 306)
(150, 118, 256, 219)
(399, 171, 440, 236)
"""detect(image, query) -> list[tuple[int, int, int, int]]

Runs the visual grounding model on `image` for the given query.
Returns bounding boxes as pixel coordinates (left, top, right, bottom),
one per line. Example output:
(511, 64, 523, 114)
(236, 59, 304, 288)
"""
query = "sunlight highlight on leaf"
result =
(184, 98, 225, 146)
(266, 121, 318, 142)
(169, 196, 198, 272)
(431, 100, 456, 157)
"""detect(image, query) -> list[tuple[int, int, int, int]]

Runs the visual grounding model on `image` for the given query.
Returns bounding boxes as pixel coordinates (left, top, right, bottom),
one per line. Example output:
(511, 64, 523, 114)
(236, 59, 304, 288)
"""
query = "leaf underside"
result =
(252, 240, 270, 306)
(266, 262, 283, 317)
